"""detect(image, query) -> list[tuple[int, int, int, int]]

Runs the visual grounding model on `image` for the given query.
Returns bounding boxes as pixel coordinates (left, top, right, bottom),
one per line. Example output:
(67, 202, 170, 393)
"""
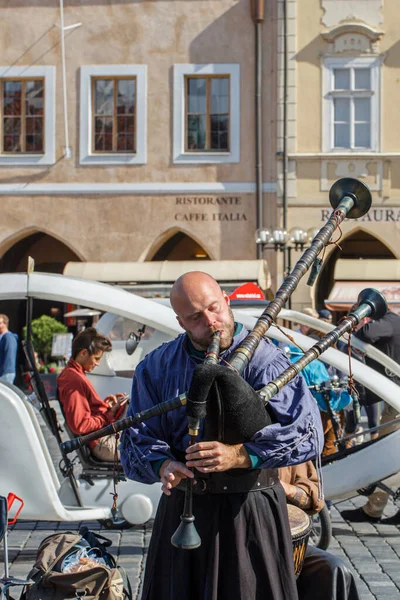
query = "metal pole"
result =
(255, 21, 263, 259)
(251, 0, 265, 259)
(282, 0, 288, 270)
(60, 0, 71, 158)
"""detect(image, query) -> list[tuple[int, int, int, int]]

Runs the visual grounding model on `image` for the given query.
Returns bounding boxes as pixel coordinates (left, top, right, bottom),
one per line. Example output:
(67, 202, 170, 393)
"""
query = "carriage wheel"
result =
(308, 504, 332, 551)
(100, 518, 133, 530)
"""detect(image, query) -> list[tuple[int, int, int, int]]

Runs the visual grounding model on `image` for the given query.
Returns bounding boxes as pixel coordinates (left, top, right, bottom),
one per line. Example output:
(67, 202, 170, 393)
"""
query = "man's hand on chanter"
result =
(186, 441, 251, 473)
(159, 459, 194, 496)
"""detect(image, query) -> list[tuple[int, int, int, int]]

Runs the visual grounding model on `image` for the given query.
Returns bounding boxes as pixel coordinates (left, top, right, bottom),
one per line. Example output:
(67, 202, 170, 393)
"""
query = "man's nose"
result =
(204, 311, 216, 327)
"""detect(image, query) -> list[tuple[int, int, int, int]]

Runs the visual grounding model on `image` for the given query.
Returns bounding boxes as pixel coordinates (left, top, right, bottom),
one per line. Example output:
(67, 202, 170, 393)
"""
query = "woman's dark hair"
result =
(72, 327, 112, 359)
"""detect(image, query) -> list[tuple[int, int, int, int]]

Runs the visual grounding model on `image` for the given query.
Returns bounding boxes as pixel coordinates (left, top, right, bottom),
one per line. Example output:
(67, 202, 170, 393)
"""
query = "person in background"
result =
(0, 314, 18, 384)
(57, 327, 128, 461)
(341, 309, 400, 524)
(336, 307, 376, 442)
(318, 308, 333, 324)
(297, 307, 319, 336)
(315, 309, 361, 447)
(279, 462, 361, 600)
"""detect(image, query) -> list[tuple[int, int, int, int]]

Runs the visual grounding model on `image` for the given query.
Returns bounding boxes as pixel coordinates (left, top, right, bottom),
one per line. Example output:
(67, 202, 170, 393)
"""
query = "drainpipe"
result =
(59, 0, 81, 159)
(282, 0, 288, 271)
(251, 0, 265, 259)
(59, 0, 71, 159)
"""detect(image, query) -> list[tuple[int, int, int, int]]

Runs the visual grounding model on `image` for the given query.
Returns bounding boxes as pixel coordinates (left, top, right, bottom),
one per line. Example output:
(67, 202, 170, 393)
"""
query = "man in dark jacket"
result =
(341, 310, 400, 524)
(0, 314, 18, 384)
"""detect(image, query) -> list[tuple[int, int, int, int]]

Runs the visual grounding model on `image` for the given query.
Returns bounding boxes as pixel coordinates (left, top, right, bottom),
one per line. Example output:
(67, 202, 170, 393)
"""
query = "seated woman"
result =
(57, 327, 128, 461)
(279, 462, 360, 600)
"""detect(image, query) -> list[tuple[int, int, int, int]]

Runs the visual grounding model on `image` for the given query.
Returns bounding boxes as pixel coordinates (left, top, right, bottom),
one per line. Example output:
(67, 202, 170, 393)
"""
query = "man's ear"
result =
(222, 291, 230, 305)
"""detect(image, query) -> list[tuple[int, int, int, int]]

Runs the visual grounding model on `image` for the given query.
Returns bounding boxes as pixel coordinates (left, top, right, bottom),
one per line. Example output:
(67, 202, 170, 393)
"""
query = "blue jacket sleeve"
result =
(243, 349, 324, 469)
(119, 360, 176, 484)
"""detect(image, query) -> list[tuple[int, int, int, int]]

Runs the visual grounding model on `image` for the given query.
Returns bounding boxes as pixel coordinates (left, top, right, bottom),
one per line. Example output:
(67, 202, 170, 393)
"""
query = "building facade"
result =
(0, 0, 279, 280)
(279, 0, 400, 314)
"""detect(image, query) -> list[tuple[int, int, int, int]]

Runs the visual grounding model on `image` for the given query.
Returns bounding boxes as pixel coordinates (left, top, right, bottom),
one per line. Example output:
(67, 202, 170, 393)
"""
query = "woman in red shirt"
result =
(58, 327, 128, 461)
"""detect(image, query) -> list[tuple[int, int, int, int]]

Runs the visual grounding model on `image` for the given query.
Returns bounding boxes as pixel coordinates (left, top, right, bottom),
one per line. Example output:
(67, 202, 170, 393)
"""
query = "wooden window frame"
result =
(331, 68, 372, 150)
(91, 76, 136, 154)
(184, 74, 230, 153)
(1, 78, 45, 155)
(322, 57, 381, 153)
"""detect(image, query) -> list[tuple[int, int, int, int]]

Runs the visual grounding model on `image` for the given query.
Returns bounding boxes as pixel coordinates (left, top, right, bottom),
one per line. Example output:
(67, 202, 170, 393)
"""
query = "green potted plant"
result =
(23, 315, 68, 365)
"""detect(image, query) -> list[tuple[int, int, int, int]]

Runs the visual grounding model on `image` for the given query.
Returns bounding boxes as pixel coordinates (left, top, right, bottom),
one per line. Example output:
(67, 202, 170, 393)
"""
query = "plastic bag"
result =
(61, 547, 107, 574)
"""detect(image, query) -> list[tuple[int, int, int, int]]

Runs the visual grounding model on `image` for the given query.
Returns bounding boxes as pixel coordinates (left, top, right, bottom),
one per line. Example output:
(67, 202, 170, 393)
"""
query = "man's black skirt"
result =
(142, 482, 298, 600)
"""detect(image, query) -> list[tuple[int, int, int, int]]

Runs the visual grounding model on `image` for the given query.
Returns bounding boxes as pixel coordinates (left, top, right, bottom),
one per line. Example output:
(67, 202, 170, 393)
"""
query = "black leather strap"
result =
(177, 468, 279, 495)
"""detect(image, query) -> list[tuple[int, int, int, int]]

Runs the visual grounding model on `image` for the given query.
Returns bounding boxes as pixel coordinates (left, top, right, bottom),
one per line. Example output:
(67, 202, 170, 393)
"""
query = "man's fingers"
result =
(175, 468, 194, 479)
(195, 465, 220, 473)
(186, 441, 217, 454)
(167, 464, 194, 479)
(186, 449, 220, 461)
(186, 458, 218, 468)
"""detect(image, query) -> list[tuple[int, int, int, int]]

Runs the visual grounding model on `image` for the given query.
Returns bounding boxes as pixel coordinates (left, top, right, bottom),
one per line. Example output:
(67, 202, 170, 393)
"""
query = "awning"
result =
(334, 259, 400, 281)
(63, 260, 271, 296)
(325, 281, 400, 315)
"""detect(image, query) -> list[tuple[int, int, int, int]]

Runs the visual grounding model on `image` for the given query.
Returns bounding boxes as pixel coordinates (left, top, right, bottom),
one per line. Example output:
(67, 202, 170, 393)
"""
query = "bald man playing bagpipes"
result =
(120, 272, 324, 600)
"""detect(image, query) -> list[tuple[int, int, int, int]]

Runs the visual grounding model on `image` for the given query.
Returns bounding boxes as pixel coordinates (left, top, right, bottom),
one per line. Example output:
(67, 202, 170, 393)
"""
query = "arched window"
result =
(316, 229, 396, 312)
(0, 231, 81, 274)
(151, 232, 211, 261)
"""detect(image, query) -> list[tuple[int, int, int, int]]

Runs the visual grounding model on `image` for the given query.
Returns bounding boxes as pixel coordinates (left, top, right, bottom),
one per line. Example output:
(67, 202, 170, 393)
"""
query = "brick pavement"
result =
(2, 496, 400, 599)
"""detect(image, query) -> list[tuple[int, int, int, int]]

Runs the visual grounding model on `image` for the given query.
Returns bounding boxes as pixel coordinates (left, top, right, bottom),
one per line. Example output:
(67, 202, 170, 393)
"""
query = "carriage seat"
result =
(62, 419, 125, 479)
(57, 392, 125, 480)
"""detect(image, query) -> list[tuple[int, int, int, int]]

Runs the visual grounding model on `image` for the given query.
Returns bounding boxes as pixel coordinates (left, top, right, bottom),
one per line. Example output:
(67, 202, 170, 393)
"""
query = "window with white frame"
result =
(174, 64, 240, 164)
(92, 77, 136, 153)
(2, 79, 44, 153)
(0, 66, 55, 165)
(323, 57, 381, 152)
(80, 65, 146, 165)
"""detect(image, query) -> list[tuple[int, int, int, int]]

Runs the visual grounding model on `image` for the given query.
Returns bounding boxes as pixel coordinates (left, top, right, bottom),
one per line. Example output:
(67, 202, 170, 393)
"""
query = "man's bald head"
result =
(170, 272, 222, 315)
(170, 271, 235, 351)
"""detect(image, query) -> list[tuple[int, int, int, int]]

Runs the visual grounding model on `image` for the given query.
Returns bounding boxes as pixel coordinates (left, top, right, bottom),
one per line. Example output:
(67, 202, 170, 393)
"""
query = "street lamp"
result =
(255, 226, 319, 308)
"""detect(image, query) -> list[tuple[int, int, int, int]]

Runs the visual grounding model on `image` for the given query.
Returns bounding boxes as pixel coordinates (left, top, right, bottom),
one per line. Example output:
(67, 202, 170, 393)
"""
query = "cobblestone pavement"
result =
(2, 495, 400, 599)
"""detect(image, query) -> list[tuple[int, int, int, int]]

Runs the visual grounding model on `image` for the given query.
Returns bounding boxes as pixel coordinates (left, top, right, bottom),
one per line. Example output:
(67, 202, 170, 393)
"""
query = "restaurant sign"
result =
(174, 196, 247, 222)
(321, 208, 400, 222)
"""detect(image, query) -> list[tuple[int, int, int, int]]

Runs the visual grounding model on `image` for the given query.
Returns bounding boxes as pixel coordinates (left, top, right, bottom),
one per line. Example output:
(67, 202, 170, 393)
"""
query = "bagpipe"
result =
(60, 177, 387, 551)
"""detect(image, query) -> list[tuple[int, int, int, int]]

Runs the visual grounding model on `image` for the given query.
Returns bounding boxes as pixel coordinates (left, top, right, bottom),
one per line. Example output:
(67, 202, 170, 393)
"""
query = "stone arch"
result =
(0, 230, 85, 361)
(0, 229, 84, 274)
(315, 227, 396, 309)
(0, 226, 85, 266)
(141, 227, 215, 261)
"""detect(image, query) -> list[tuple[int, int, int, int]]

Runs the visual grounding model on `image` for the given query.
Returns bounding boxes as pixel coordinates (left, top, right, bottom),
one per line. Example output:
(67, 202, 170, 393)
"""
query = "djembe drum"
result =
(287, 504, 312, 578)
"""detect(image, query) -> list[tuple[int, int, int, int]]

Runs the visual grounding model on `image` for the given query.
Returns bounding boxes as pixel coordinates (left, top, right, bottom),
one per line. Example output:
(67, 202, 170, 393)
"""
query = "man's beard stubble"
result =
(187, 307, 236, 352)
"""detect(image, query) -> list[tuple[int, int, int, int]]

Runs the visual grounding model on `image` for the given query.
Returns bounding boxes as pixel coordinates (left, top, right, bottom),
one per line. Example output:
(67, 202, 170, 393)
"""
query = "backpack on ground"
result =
(21, 529, 132, 600)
